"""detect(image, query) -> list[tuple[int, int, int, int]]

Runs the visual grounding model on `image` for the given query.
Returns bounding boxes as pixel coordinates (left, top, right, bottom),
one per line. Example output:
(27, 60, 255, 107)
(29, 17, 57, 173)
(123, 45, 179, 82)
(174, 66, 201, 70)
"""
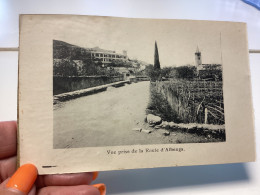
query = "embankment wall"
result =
(53, 75, 124, 95)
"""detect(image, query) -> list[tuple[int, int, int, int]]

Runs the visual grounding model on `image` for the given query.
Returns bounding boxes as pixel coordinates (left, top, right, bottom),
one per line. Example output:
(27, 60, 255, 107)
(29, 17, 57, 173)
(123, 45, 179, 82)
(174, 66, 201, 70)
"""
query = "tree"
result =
(110, 59, 133, 68)
(175, 66, 196, 80)
(158, 66, 197, 80)
(144, 64, 161, 82)
(81, 58, 103, 76)
(131, 59, 141, 69)
(160, 67, 175, 78)
(53, 59, 78, 76)
(154, 41, 161, 70)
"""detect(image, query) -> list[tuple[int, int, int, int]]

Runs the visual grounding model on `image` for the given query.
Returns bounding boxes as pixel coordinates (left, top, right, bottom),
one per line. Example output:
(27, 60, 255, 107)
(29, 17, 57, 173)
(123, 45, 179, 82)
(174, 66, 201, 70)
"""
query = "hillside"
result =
(53, 40, 91, 60)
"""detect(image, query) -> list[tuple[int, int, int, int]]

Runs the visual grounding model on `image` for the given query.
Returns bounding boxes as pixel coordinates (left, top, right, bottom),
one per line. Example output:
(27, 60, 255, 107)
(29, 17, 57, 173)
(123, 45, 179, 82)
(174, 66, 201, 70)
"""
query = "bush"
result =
(53, 59, 78, 76)
(144, 64, 161, 81)
(147, 84, 181, 122)
(145, 65, 197, 81)
(160, 65, 196, 80)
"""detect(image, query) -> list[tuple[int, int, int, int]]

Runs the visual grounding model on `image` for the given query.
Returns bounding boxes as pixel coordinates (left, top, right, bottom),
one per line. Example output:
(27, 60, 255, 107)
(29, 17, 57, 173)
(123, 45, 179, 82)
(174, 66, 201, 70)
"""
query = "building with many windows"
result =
(53, 40, 140, 76)
(89, 47, 128, 66)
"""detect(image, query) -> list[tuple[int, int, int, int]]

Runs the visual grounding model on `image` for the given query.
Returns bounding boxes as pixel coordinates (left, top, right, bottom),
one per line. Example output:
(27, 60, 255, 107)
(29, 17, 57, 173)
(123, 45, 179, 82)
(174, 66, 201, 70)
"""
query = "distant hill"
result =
(53, 40, 91, 60)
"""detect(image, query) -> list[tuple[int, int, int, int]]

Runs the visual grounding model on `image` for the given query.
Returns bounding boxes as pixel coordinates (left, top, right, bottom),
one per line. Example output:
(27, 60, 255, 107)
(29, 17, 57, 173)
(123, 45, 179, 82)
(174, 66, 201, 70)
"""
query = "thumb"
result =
(1, 164, 37, 195)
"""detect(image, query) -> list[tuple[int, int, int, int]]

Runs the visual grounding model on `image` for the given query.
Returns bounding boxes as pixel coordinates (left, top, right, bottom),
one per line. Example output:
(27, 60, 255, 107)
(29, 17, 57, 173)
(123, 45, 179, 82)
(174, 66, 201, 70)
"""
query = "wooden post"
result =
(204, 107, 208, 124)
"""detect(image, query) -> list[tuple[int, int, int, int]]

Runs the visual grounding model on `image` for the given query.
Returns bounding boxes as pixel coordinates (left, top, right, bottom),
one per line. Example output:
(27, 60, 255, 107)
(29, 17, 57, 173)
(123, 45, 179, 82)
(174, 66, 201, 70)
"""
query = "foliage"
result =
(53, 40, 147, 77)
(54, 57, 121, 77)
(144, 64, 161, 81)
(53, 59, 78, 76)
(144, 65, 197, 81)
(160, 65, 197, 80)
(174, 66, 196, 80)
(81, 58, 121, 76)
(154, 41, 161, 69)
(53, 40, 91, 60)
(199, 69, 222, 81)
(130, 59, 141, 69)
(110, 59, 133, 68)
(160, 67, 176, 78)
(155, 80, 224, 125)
(147, 84, 181, 122)
(81, 58, 101, 76)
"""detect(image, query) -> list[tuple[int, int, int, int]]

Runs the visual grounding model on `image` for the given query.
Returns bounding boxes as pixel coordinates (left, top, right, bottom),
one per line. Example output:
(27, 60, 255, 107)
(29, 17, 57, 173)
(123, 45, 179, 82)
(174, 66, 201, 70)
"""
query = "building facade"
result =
(195, 46, 202, 70)
(90, 47, 128, 66)
(195, 47, 222, 81)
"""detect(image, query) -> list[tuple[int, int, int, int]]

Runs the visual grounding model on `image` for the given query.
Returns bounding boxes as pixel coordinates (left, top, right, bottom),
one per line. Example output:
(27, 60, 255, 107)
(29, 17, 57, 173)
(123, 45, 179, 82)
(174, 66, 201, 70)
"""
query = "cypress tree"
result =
(154, 41, 161, 69)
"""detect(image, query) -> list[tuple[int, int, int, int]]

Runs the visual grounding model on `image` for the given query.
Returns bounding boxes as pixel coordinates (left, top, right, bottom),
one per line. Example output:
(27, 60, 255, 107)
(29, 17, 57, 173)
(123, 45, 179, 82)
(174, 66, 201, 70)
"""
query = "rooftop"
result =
(89, 47, 116, 54)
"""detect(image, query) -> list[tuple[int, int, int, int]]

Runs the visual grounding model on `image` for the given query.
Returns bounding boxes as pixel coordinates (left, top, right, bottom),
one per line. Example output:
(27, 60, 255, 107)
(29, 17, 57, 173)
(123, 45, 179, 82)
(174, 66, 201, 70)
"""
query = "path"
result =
(54, 81, 159, 148)
(54, 81, 224, 148)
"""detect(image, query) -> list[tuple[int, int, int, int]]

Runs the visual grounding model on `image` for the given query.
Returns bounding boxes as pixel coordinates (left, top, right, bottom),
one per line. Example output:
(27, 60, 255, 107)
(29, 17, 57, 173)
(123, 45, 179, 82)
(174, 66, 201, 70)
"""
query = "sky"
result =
(53, 16, 224, 67)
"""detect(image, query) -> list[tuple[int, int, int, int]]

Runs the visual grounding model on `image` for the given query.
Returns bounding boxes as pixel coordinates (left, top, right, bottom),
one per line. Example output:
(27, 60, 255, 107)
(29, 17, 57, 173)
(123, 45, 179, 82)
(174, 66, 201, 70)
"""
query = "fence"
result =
(151, 80, 225, 124)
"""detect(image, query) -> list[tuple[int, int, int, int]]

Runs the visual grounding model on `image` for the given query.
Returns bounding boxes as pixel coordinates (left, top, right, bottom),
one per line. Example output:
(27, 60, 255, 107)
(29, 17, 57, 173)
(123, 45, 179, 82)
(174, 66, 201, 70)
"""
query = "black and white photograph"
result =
(53, 19, 226, 149)
(18, 14, 255, 174)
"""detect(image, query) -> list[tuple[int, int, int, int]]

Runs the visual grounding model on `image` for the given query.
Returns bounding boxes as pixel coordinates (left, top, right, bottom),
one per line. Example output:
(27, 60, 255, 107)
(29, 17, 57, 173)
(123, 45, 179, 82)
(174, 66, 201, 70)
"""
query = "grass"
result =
(149, 80, 225, 125)
(146, 84, 182, 123)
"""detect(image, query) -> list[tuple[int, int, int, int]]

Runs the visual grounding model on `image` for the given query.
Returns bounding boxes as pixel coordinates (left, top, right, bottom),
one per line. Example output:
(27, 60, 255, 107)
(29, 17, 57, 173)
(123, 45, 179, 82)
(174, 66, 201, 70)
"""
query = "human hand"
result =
(0, 121, 106, 195)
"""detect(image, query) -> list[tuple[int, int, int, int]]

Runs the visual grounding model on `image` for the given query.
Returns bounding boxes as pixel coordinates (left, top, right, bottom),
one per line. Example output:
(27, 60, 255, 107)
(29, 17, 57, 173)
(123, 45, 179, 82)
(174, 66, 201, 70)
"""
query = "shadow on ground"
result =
(94, 163, 249, 194)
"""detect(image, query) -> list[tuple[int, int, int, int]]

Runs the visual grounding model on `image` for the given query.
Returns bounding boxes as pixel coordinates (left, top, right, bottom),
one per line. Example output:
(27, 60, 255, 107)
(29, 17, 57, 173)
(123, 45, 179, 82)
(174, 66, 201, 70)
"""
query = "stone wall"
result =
(53, 75, 124, 95)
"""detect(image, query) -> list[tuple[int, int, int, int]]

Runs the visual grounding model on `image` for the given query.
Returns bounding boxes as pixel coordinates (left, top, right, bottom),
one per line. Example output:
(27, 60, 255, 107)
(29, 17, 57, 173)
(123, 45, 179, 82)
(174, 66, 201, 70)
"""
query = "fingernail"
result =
(92, 171, 99, 181)
(92, 183, 106, 195)
(6, 164, 37, 194)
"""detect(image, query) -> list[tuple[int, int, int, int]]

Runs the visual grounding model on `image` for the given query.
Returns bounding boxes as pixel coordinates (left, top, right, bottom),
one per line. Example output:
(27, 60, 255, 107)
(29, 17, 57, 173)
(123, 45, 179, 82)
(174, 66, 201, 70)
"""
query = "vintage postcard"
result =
(18, 15, 255, 174)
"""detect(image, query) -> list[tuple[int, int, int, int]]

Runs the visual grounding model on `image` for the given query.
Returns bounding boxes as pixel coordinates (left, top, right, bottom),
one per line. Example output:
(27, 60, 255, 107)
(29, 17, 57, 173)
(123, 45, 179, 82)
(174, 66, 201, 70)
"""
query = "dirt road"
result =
(54, 81, 222, 148)
(54, 81, 163, 148)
